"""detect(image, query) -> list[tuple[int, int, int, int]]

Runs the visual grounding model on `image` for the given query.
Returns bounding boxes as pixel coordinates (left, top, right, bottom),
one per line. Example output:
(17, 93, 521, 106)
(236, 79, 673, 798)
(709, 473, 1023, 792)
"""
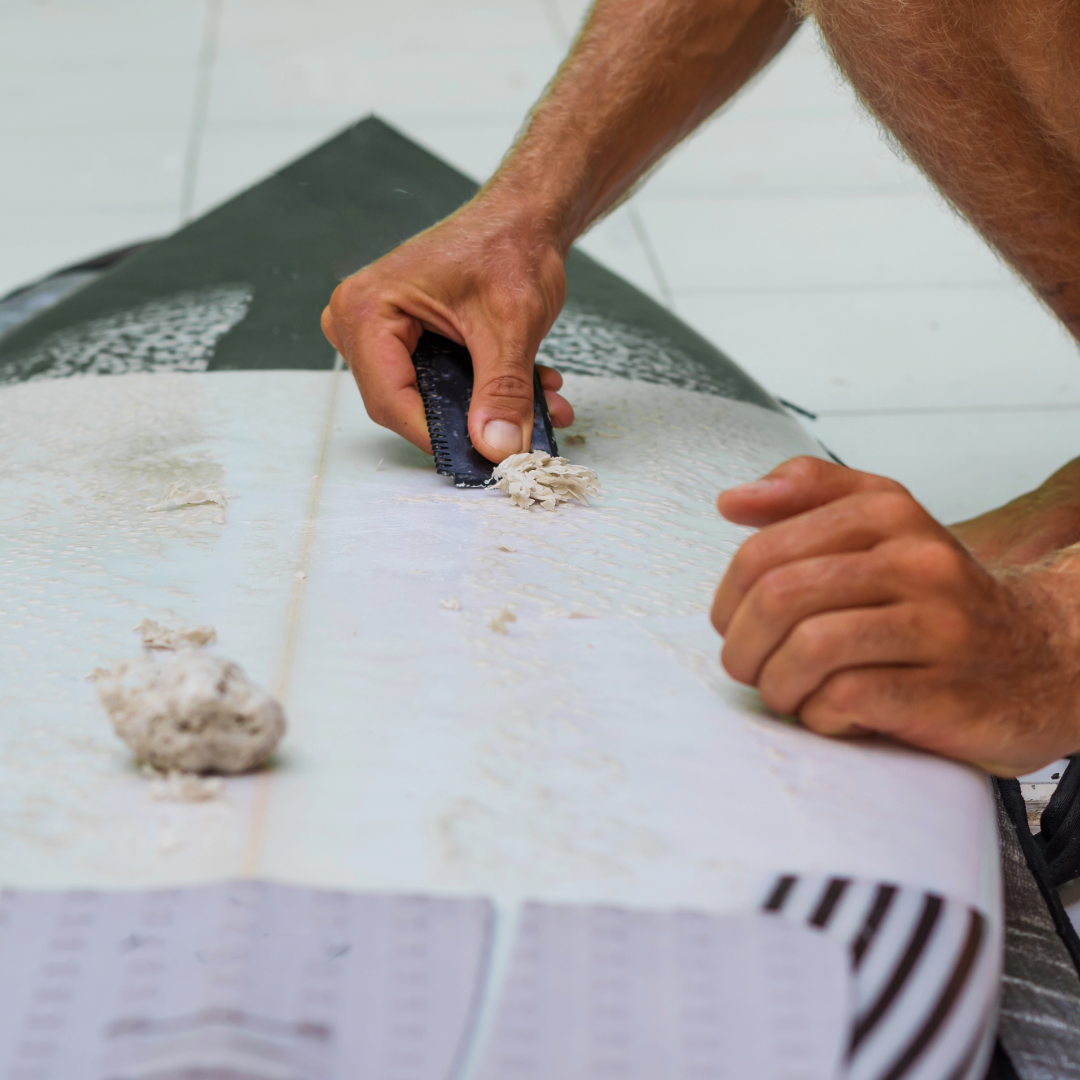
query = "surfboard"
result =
(0, 118, 999, 1080)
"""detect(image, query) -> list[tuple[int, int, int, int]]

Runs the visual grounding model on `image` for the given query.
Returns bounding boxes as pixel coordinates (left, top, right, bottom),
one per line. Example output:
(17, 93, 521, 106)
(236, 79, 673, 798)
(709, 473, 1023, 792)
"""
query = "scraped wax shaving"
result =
(149, 479, 232, 523)
(137, 618, 216, 650)
(489, 452, 599, 511)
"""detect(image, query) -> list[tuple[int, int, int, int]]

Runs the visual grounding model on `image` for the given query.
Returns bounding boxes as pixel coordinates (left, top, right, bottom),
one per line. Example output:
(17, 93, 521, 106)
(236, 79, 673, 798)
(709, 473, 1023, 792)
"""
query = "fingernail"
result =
(727, 478, 782, 495)
(483, 420, 523, 454)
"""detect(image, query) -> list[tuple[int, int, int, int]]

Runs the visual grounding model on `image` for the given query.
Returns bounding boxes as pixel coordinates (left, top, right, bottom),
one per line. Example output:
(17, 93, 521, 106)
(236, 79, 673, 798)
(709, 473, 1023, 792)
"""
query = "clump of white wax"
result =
(489, 452, 600, 511)
(149, 479, 231, 523)
(95, 624, 285, 775)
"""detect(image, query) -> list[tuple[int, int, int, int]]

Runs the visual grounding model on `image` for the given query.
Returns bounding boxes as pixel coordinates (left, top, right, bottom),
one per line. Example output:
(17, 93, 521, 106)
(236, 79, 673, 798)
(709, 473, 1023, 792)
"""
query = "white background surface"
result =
(2, 0, 1078, 520)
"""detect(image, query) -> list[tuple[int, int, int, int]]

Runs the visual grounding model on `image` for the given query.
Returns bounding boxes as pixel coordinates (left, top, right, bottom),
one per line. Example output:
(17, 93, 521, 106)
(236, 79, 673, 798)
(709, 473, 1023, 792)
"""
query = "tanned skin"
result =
(715, 457, 1080, 777)
(323, 0, 1080, 776)
(321, 0, 800, 460)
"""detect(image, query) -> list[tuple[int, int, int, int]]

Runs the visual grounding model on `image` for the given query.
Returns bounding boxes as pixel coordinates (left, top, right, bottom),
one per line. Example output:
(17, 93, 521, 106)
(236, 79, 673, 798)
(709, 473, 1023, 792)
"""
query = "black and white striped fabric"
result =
(763, 875, 999, 1080)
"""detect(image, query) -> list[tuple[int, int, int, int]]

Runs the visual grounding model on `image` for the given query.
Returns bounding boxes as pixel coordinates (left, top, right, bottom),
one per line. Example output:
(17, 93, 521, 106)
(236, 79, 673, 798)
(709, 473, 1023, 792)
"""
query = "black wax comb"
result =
(412, 332, 559, 488)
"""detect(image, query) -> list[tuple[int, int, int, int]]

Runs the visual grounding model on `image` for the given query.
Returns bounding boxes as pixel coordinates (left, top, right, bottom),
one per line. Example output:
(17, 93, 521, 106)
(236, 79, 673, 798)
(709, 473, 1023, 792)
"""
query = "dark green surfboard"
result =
(0, 116, 780, 412)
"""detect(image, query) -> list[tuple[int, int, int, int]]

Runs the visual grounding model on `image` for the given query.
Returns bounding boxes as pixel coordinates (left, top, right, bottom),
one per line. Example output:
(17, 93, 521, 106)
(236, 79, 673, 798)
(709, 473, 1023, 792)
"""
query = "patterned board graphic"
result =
(0, 882, 493, 1080)
(0, 879, 994, 1080)
(472, 903, 851, 1079)
(762, 874, 998, 1080)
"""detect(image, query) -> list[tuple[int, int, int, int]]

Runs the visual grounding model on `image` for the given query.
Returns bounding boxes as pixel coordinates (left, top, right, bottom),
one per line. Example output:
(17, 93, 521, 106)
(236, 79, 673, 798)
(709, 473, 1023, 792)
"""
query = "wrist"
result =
(1007, 559, 1080, 764)
(951, 456, 1080, 569)
(445, 186, 572, 274)
(466, 176, 579, 258)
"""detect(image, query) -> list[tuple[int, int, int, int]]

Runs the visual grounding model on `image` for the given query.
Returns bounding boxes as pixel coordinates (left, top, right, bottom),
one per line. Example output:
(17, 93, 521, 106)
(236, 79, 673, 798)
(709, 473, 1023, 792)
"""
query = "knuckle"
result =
(330, 284, 371, 325)
(861, 471, 909, 496)
(867, 490, 923, 531)
(734, 532, 771, 580)
(758, 680, 794, 714)
(901, 538, 964, 586)
(787, 619, 831, 667)
(754, 568, 799, 621)
(817, 670, 866, 714)
(481, 371, 534, 408)
(331, 273, 364, 308)
(934, 605, 971, 649)
(720, 641, 751, 684)
(776, 455, 827, 485)
(365, 398, 393, 428)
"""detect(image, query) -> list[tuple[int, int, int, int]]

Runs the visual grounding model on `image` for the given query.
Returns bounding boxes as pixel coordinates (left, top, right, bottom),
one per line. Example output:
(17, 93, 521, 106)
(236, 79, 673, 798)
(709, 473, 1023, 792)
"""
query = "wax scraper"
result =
(412, 331, 559, 488)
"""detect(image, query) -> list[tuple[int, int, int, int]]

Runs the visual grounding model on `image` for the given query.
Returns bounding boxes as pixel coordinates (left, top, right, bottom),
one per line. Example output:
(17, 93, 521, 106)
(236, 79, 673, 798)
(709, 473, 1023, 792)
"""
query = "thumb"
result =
(718, 456, 901, 526)
(466, 331, 537, 463)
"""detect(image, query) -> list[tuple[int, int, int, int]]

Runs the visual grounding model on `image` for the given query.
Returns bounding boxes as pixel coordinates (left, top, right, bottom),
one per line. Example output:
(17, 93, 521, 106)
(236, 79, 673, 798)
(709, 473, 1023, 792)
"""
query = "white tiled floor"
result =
(2, 0, 1078, 522)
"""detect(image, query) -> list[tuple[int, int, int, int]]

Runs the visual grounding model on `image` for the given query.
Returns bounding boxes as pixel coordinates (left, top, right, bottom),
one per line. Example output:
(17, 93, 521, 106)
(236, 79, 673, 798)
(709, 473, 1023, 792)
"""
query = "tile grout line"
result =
(537, 0, 570, 45)
(241, 354, 345, 878)
(627, 204, 677, 309)
(816, 401, 1080, 418)
(670, 280, 1019, 297)
(178, 0, 224, 224)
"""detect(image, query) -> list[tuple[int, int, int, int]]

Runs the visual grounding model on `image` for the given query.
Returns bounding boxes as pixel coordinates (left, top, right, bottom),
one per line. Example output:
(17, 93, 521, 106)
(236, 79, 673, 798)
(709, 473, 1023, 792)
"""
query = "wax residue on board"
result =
(441, 597, 462, 611)
(144, 765, 225, 803)
(94, 622, 286, 776)
(149, 479, 232, 523)
(486, 606, 517, 634)
(0, 284, 254, 386)
(489, 452, 600, 511)
(137, 618, 216, 650)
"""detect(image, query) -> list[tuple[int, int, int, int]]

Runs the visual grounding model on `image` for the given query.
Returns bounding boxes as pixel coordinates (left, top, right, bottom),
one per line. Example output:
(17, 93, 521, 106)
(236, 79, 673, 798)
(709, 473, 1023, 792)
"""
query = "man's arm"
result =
(712, 457, 1080, 777)
(948, 456, 1080, 569)
(321, 0, 798, 462)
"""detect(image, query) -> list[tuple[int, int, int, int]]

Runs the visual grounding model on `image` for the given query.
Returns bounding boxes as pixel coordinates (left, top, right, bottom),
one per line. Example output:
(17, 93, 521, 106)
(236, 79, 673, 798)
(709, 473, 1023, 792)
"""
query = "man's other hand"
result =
(712, 456, 1080, 777)
(320, 201, 574, 463)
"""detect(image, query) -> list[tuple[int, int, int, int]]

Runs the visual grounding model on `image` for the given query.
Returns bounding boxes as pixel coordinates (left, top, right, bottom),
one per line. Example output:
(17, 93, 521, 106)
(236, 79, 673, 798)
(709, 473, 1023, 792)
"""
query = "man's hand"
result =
(712, 456, 1080, 777)
(321, 0, 799, 461)
(321, 202, 573, 462)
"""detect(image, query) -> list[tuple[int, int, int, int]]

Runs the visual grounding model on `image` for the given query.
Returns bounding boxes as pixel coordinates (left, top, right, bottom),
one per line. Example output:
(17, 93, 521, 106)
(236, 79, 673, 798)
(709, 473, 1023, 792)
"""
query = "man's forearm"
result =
(483, 0, 799, 253)
(950, 456, 1080, 570)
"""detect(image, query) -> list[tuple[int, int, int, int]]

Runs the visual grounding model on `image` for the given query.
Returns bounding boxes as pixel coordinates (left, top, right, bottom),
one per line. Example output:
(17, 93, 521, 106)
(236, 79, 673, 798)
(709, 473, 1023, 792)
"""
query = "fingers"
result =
(798, 666, 918, 738)
(342, 317, 433, 455)
(461, 257, 568, 460)
(794, 668, 1034, 775)
(536, 365, 574, 428)
(718, 456, 906, 527)
(323, 274, 438, 455)
(711, 453, 1080, 775)
(752, 603, 939, 715)
(320, 306, 343, 354)
(464, 318, 538, 460)
(536, 364, 562, 391)
(321, 205, 571, 461)
(796, 667, 1000, 771)
(719, 550, 898, 684)
(545, 390, 575, 428)
(713, 489, 942, 631)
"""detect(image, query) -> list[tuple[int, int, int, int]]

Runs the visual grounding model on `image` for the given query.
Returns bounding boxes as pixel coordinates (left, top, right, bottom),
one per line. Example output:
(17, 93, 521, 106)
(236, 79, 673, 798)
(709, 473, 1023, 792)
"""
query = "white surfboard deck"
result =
(0, 366, 1001, 1079)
